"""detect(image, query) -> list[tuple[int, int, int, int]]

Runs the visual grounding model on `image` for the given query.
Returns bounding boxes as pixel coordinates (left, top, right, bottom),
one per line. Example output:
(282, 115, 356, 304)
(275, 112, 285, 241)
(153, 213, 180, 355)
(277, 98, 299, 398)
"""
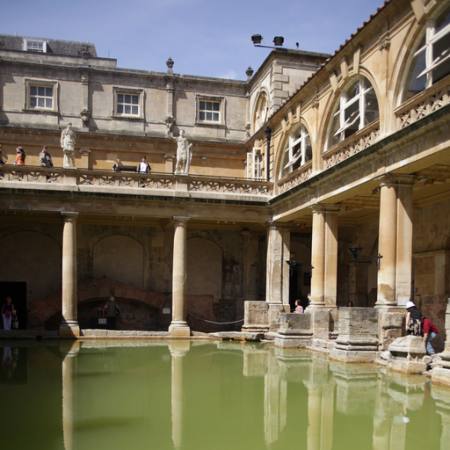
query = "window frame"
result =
(24, 79, 58, 113)
(196, 95, 225, 126)
(112, 87, 144, 120)
(23, 39, 47, 53)
(280, 125, 312, 178)
(328, 77, 379, 148)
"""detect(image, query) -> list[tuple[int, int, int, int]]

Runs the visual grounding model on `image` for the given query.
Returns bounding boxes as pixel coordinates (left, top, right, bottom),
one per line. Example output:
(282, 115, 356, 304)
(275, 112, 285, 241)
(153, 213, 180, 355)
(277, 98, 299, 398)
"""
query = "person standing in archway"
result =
(103, 296, 120, 329)
(1, 296, 16, 331)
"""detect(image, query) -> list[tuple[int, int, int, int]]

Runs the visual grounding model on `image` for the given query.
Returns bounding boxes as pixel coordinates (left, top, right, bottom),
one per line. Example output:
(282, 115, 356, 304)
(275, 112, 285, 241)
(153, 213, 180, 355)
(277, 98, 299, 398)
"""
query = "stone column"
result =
(376, 178, 398, 307)
(169, 216, 190, 337)
(60, 212, 80, 337)
(266, 222, 290, 330)
(395, 176, 414, 306)
(169, 341, 190, 449)
(310, 206, 326, 307)
(324, 208, 339, 307)
(61, 341, 80, 450)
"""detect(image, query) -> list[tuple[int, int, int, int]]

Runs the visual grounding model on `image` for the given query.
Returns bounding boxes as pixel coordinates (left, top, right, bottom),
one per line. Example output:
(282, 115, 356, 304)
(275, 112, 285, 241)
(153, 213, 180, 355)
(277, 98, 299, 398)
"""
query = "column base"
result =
(59, 320, 80, 338)
(169, 321, 191, 338)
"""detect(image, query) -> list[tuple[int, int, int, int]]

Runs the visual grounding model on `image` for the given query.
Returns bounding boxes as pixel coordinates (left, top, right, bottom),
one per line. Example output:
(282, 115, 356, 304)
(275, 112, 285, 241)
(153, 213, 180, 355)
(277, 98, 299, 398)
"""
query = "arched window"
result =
(280, 126, 312, 178)
(328, 77, 379, 148)
(253, 92, 268, 131)
(404, 7, 450, 100)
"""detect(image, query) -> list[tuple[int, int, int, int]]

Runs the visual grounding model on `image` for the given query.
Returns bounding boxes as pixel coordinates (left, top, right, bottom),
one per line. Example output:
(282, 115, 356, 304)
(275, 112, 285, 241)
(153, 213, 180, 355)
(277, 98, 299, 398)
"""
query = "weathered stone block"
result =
(268, 303, 290, 331)
(275, 313, 312, 348)
(388, 335, 427, 374)
(377, 308, 405, 350)
(330, 307, 378, 362)
(242, 301, 269, 332)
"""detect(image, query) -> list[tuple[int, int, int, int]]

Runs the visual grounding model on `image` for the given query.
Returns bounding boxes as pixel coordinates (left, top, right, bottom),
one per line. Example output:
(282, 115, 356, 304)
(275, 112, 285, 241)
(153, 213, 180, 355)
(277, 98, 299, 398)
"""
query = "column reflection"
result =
(61, 341, 80, 450)
(169, 341, 191, 450)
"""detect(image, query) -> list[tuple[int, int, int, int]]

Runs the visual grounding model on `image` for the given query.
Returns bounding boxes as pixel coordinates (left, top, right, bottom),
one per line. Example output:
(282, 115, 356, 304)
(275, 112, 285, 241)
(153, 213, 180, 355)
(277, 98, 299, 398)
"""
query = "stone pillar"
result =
(376, 178, 398, 307)
(61, 341, 80, 450)
(169, 341, 190, 450)
(169, 216, 190, 337)
(310, 207, 326, 307)
(324, 208, 339, 307)
(395, 177, 414, 306)
(266, 223, 290, 330)
(60, 212, 80, 337)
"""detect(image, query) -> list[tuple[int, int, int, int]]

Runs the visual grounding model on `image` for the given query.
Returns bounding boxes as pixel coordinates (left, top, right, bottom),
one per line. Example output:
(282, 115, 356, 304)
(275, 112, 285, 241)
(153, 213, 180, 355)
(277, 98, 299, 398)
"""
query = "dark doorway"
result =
(0, 282, 27, 329)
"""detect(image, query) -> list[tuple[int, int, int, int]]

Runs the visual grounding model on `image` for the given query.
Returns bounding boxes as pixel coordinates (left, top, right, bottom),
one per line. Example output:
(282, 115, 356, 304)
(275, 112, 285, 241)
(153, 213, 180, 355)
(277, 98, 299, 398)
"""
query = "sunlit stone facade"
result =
(0, 0, 449, 377)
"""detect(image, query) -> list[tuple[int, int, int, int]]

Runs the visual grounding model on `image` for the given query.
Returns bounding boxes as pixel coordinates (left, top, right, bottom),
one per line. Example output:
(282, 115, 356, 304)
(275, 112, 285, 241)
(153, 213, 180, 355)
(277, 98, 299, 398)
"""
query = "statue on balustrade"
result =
(173, 129, 192, 175)
(60, 123, 76, 169)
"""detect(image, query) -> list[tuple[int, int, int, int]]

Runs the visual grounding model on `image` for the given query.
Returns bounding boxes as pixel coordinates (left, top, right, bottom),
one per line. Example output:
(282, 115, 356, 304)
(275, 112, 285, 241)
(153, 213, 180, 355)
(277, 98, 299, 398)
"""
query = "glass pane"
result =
(212, 112, 219, 121)
(206, 112, 213, 121)
(45, 98, 52, 108)
(347, 80, 360, 99)
(365, 90, 379, 124)
(344, 101, 359, 137)
(131, 105, 138, 115)
(30, 86, 37, 95)
(118, 94, 123, 103)
(124, 105, 131, 114)
(117, 104, 123, 113)
(125, 95, 131, 104)
(131, 95, 139, 104)
(30, 97, 36, 107)
(45, 87, 52, 97)
(199, 111, 205, 121)
(212, 102, 220, 111)
(405, 50, 426, 99)
(37, 97, 44, 107)
(432, 33, 450, 83)
(199, 101, 206, 111)
(329, 110, 341, 146)
(305, 136, 312, 162)
(435, 8, 450, 34)
(38, 86, 45, 96)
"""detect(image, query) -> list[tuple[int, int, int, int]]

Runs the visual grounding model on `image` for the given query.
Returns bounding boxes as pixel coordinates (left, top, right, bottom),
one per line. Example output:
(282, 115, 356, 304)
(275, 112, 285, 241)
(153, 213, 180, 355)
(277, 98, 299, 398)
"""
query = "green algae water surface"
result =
(0, 341, 447, 450)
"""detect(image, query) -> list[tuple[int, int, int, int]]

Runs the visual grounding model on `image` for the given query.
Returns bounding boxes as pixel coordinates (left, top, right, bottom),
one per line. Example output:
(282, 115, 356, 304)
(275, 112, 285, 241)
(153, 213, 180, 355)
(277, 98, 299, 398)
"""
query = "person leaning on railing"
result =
(0, 145, 8, 166)
(39, 145, 53, 168)
(15, 146, 26, 165)
(137, 156, 151, 174)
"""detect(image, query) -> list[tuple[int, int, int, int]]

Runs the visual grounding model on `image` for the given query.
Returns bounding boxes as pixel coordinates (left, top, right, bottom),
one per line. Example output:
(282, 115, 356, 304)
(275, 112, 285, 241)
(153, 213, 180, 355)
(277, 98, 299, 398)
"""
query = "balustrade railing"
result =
(0, 165, 272, 199)
(395, 76, 450, 129)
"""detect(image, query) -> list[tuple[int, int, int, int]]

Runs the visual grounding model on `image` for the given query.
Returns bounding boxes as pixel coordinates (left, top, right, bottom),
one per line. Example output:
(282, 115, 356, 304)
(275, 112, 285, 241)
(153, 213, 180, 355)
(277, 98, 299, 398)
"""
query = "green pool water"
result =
(0, 340, 448, 450)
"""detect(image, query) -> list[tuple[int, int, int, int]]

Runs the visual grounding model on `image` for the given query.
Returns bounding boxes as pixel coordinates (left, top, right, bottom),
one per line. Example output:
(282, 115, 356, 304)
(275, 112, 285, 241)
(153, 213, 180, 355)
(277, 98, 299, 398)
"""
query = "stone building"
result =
(0, 0, 449, 339)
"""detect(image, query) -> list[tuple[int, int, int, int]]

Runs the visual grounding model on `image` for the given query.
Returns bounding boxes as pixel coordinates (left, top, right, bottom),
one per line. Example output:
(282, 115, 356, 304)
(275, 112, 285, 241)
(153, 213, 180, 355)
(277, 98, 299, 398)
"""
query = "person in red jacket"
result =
(422, 317, 439, 355)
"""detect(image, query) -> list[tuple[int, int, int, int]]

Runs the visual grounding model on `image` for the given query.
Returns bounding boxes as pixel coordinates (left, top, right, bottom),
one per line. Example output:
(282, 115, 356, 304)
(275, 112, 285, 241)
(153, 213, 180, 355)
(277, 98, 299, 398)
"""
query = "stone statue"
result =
(60, 123, 76, 169)
(173, 129, 192, 175)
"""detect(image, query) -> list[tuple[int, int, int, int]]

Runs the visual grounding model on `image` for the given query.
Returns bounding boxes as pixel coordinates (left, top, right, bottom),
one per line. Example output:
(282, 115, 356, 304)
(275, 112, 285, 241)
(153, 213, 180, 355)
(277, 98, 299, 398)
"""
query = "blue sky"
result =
(1, 0, 384, 79)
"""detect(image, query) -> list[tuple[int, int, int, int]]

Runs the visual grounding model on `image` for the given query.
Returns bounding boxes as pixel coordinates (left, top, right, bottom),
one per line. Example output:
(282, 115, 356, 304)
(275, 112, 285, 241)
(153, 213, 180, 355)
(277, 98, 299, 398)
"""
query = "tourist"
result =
(346, 300, 354, 307)
(15, 146, 26, 165)
(0, 145, 7, 165)
(39, 145, 53, 168)
(422, 316, 439, 355)
(112, 158, 124, 172)
(103, 296, 120, 329)
(293, 299, 303, 314)
(1, 296, 16, 331)
(137, 156, 151, 174)
(405, 301, 422, 336)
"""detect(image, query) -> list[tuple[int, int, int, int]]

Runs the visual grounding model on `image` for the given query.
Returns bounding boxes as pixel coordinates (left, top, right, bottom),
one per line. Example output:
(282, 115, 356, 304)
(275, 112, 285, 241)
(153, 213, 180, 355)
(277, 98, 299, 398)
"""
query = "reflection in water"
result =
(1, 341, 450, 450)
(0, 345, 27, 383)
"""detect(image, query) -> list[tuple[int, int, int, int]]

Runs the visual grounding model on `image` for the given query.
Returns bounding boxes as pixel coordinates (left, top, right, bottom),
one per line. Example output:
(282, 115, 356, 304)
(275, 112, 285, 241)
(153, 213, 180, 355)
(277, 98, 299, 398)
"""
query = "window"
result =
(404, 8, 450, 100)
(280, 126, 312, 178)
(116, 92, 140, 116)
(246, 147, 263, 179)
(198, 99, 221, 122)
(29, 85, 53, 110)
(23, 39, 47, 53)
(328, 77, 379, 148)
(253, 92, 268, 131)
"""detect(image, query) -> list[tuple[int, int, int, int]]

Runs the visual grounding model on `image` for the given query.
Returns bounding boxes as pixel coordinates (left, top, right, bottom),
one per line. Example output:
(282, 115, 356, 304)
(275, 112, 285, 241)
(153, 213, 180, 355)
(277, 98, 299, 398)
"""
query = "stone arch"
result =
(93, 234, 144, 288)
(273, 117, 314, 183)
(251, 89, 270, 133)
(186, 237, 223, 301)
(318, 71, 383, 154)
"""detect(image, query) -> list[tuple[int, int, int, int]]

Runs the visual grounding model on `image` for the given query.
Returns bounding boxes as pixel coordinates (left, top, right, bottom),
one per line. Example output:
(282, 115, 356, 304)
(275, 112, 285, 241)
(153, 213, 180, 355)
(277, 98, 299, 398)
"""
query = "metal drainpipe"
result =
(264, 126, 272, 181)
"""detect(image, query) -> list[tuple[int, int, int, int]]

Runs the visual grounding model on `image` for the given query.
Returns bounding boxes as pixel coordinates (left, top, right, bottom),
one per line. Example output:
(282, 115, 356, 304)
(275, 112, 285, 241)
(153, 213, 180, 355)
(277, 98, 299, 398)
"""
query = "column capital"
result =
(378, 174, 415, 188)
(61, 211, 79, 222)
(173, 216, 190, 225)
(311, 203, 341, 214)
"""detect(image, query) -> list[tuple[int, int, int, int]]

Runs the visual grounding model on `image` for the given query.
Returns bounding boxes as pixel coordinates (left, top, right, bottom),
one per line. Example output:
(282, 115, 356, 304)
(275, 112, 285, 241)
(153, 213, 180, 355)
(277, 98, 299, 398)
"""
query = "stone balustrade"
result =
(322, 121, 380, 170)
(395, 76, 450, 129)
(0, 164, 272, 201)
(276, 162, 312, 194)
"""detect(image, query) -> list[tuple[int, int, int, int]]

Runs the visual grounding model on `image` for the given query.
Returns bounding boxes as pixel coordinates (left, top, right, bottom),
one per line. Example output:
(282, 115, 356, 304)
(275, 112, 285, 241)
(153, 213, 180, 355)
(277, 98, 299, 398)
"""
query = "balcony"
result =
(0, 165, 273, 203)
